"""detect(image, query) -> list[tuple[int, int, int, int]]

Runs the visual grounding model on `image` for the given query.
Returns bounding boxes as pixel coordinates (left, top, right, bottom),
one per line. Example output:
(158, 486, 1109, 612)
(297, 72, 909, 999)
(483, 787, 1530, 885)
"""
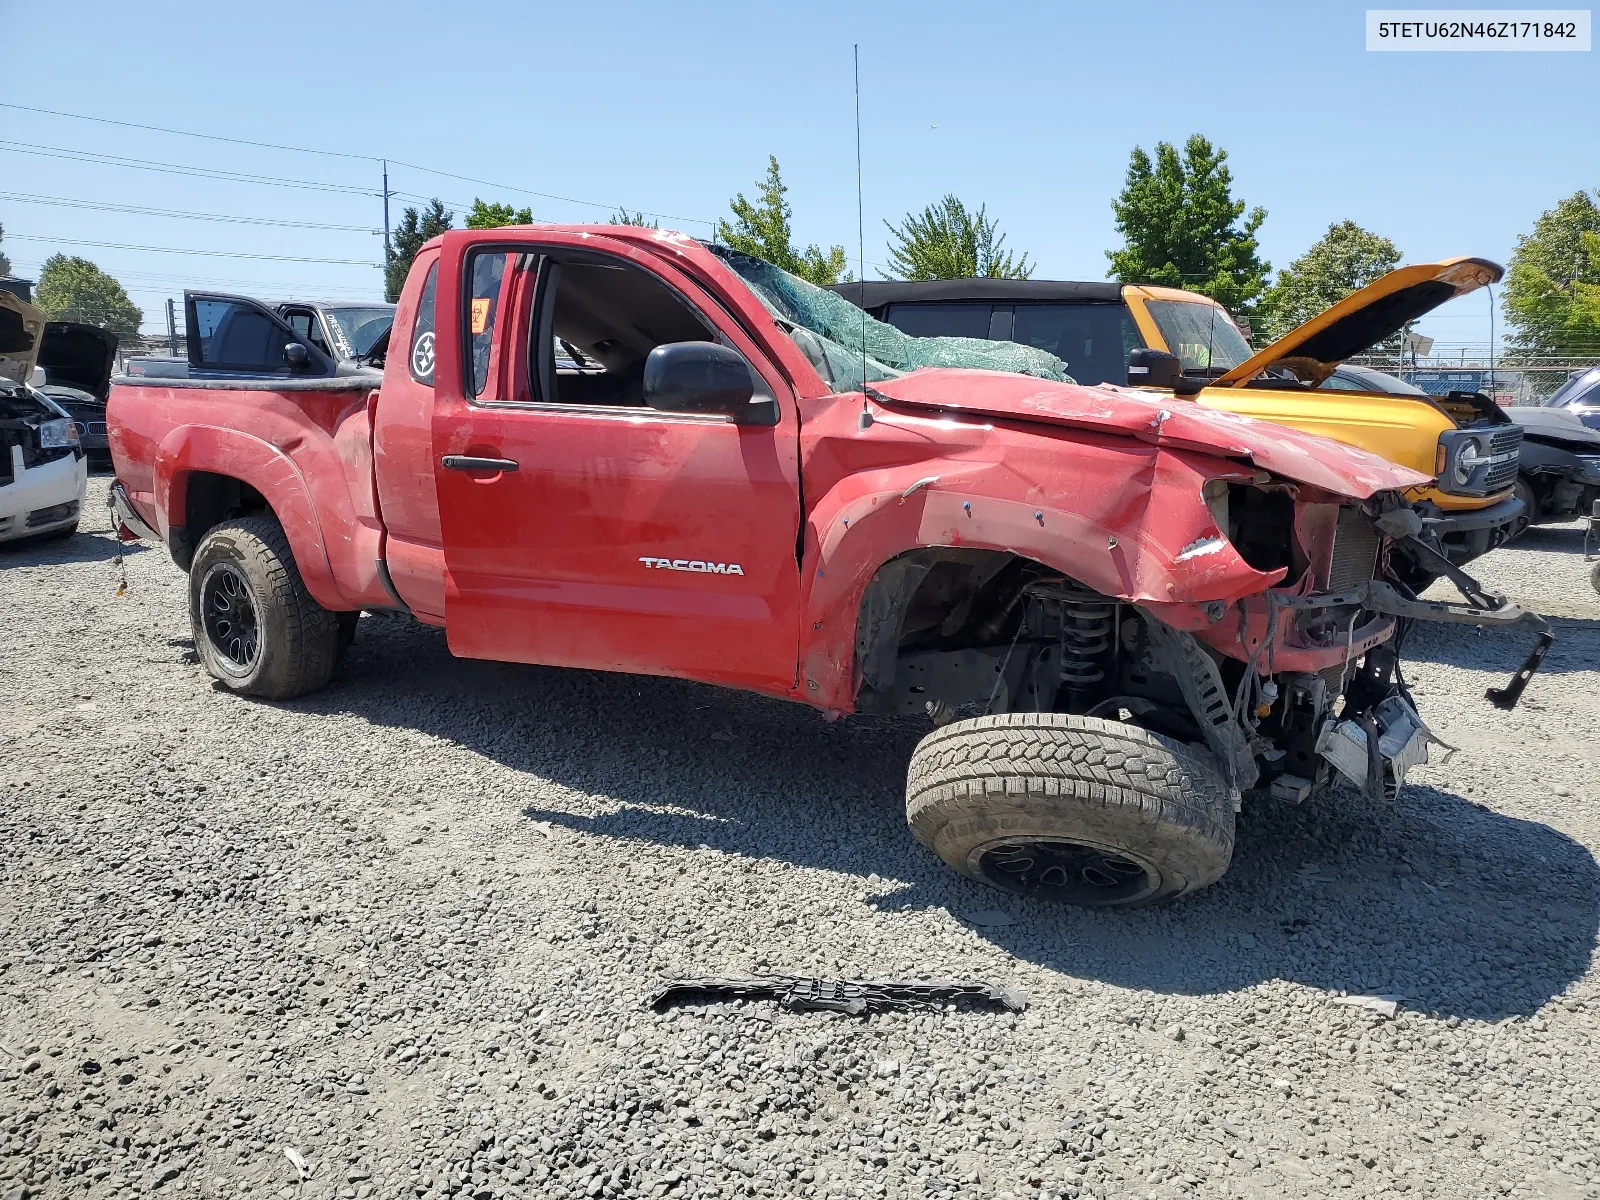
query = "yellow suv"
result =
(838, 259, 1524, 576)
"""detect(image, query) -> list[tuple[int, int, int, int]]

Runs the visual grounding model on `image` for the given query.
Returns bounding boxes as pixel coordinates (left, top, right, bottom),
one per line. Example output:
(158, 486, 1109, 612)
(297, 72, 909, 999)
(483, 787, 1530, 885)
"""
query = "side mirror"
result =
(1127, 348, 1182, 390)
(643, 341, 775, 424)
(284, 342, 309, 369)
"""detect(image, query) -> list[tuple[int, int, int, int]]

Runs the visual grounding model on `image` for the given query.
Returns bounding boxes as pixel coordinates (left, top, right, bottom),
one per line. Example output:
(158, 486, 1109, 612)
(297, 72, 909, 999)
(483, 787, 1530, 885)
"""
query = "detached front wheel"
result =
(906, 713, 1235, 908)
(189, 517, 340, 700)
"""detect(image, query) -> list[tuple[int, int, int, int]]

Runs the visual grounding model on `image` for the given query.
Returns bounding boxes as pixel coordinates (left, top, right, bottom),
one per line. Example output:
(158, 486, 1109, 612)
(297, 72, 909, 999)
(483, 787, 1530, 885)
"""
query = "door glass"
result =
(533, 257, 716, 408)
(883, 302, 993, 340)
(1011, 303, 1145, 386)
(192, 299, 296, 371)
(282, 309, 330, 356)
(469, 252, 512, 397)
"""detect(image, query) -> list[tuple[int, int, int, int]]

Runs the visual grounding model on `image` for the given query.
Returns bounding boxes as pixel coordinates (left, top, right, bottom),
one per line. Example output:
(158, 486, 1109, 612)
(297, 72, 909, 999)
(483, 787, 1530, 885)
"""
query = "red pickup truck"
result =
(106, 226, 1547, 907)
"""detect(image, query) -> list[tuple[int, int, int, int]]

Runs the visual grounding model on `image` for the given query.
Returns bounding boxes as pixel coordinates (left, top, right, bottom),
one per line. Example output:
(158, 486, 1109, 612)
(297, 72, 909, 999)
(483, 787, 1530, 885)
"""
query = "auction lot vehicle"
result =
(126, 296, 393, 381)
(34, 320, 117, 467)
(1, 292, 88, 542)
(835, 261, 1525, 578)
(106, 228, 1549, 907)
(1504, 404, 1600, 530)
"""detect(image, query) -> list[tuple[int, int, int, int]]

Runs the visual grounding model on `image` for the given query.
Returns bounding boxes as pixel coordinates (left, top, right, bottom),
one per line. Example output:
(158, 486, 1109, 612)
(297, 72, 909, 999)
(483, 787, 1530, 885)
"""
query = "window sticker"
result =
(471, 298, 492, 335)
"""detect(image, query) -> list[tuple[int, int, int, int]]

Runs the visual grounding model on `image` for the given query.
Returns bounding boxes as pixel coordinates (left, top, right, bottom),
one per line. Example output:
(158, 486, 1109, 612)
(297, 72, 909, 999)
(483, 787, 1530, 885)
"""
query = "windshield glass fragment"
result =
(707, 246, 1073, 392)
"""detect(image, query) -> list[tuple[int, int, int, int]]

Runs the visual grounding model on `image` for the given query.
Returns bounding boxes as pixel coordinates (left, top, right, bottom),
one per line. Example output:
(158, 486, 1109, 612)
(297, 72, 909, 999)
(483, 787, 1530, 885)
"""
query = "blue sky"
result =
(2, 0, 1595, 346)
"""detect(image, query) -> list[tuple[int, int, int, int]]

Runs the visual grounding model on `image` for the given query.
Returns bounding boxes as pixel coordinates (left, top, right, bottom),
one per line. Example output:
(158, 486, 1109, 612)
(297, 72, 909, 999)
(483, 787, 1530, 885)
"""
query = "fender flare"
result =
(153, 424, 351, 611)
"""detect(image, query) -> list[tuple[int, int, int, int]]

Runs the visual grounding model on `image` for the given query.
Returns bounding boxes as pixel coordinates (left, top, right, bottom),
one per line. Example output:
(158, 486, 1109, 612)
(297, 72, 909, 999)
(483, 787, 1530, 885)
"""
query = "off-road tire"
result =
(906, 713, 1235, 908)
(188, 517, 339, 700)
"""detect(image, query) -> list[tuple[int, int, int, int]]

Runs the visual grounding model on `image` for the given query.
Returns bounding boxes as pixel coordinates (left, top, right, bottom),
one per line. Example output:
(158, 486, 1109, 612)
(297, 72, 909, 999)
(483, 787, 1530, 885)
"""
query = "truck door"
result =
(186, 292, 336, 377)
(430, 234, 804, 695)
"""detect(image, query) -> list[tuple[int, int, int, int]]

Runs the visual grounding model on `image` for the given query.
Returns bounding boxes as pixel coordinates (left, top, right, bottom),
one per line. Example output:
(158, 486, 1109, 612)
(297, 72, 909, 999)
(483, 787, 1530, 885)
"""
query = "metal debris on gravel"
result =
(2, 479, 1599, 1200)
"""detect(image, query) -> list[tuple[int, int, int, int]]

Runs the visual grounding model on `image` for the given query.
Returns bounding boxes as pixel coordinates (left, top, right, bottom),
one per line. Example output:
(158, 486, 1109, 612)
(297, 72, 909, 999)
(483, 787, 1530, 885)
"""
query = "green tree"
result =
(1503, 189, 1600, 360)
(465, 198, 534, 229)
(0, 222, 11, 278)
(385, 199, 453, 302)
(716, 155, 850, 286)
(1107, 134, 1269, 314)
(609, 209, 659, 228)
(884, 195, 1032, 280)
(1259, 220, 1402, 340)
(35, 254, 142, 341)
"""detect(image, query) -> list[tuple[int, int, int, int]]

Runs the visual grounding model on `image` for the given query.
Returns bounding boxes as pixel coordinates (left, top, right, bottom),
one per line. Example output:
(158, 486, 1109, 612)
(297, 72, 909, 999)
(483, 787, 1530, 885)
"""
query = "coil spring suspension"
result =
(1059, 602, 1115, 696)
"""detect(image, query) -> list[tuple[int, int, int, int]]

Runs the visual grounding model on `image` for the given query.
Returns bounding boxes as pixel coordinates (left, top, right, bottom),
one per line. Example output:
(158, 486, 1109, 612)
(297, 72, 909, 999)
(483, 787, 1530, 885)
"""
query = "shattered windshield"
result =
(325, 306, 395, 359)
(707, 246, 1072, 392)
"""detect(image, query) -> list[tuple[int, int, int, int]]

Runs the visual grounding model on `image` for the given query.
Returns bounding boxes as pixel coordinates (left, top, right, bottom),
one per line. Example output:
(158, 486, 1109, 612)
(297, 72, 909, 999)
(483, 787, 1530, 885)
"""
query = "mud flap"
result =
(1315, 694, 1447, 801)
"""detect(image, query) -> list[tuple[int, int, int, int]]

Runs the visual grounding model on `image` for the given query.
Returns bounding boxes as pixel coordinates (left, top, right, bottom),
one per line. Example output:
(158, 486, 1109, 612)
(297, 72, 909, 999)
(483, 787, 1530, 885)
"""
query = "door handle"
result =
(441, 454, 519, 472)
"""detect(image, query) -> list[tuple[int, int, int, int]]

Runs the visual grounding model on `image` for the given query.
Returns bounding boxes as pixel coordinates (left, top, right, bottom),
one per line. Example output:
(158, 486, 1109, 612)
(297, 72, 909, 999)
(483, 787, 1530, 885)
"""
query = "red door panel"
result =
(430, 233, 803, 695)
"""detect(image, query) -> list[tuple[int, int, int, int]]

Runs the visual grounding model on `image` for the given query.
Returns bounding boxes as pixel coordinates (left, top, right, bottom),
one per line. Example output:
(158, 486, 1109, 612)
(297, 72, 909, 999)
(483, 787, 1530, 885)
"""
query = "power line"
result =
(0, 191, 381, 233)
(2, 103, 719, 227)
(6, 233, 379, 267)
(0, 101, 381, 163)
(0, 141, 377, 195)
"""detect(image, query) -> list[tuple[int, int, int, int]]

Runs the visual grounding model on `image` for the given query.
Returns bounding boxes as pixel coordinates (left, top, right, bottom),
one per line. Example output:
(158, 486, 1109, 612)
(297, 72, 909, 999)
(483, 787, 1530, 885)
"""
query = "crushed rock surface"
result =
(2, 478, 1597, 1200)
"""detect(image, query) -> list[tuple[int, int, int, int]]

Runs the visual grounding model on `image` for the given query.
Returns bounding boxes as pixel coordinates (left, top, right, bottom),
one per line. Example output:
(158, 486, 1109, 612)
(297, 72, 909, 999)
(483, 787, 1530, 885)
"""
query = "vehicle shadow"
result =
(319, 616, 1599, 1023)
(1401, 610, 1600, 676)
(1511, 524, 1593, 556)
(0, 528, 149, 566)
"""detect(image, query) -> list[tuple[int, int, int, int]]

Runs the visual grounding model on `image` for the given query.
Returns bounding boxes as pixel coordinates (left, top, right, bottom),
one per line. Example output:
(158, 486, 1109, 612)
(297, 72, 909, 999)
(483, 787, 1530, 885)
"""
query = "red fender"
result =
(797, 442, 1282, 712)
(154, 424, 372, 613)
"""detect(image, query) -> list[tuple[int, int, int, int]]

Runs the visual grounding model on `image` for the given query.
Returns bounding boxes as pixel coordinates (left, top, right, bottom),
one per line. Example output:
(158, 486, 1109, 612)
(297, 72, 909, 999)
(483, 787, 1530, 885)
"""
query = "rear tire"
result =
(188, 516, 340, 700)
(906, 713, 1235, 908)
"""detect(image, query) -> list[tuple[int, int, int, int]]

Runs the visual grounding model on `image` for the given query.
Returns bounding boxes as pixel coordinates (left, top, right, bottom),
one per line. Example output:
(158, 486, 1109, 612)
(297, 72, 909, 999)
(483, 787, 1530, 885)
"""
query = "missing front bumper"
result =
(1316, 694, 1443, 801)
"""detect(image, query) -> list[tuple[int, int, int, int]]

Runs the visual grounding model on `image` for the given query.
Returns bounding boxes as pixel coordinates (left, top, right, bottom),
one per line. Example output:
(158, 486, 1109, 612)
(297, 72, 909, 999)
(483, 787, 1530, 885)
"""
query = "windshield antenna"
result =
(855, 43, 873, 429)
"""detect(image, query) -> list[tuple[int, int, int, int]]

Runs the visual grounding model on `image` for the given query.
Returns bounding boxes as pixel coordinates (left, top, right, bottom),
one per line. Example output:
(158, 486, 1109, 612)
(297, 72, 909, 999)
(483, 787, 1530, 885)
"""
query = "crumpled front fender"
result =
(797, 442, 1283, 710)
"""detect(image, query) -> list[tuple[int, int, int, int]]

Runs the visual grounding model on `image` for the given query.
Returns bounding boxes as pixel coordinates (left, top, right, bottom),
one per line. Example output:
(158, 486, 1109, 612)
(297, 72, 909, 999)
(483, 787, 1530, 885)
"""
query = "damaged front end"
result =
(856, 475, 1550, 812)
(1145, 486, 1550, 806)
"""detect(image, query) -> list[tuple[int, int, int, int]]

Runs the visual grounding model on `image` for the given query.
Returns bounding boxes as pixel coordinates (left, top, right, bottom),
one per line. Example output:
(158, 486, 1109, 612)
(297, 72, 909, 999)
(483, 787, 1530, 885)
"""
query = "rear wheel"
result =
(906, 713, 1235, 908)
(188, 517, 340, 700)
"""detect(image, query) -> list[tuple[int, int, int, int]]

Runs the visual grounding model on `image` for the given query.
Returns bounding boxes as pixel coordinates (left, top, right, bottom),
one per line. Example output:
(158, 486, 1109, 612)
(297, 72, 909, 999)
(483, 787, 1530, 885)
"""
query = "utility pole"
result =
(382, 160, 393, 301)
(166, 298, 178, 356)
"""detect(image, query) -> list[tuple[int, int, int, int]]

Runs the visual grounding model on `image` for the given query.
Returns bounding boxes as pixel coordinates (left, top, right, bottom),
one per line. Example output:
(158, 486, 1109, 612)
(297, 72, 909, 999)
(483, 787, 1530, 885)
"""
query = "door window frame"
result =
(185, 291, 335, 376)
(454, 240, 780, 424)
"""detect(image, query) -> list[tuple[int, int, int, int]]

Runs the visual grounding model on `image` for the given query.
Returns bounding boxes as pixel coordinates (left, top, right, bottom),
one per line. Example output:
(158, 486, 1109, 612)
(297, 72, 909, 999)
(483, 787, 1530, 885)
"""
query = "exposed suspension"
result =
(1023, 581, 1118, 713)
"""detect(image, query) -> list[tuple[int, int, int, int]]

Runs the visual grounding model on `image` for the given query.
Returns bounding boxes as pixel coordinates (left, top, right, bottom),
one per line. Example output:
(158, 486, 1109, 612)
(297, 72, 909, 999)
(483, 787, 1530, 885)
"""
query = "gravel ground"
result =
(2, 476, 1598, 1200)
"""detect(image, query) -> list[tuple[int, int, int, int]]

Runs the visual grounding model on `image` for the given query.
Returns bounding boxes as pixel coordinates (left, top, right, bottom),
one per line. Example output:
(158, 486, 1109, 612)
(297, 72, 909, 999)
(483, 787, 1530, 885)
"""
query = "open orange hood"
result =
(1211, 257, 1503, 388)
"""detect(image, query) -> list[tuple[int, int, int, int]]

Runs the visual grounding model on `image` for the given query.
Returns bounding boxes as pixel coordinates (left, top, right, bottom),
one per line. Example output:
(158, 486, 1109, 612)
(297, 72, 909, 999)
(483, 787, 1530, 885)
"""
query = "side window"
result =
(884, 302, 993, 340)
(192, 298, 298, 372)
(469, 253, 506, 396)
(409, 262, 438, 385)
(530, 256, 717, 409)
(282, 309, 330, 356)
